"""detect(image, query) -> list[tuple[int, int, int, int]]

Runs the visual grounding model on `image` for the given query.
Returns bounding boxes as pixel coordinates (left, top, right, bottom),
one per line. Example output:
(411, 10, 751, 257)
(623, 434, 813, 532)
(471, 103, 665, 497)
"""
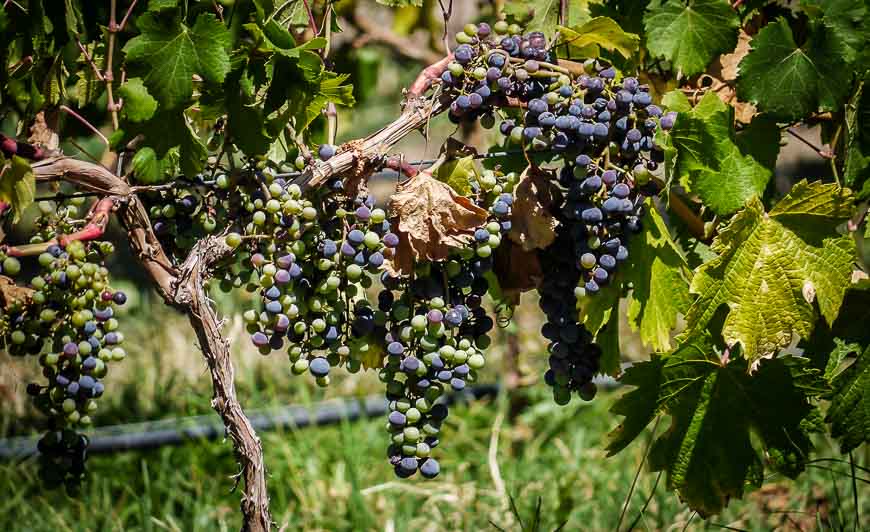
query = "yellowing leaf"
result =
(682, 181, 855, 363)
(556, 17, 640, 59)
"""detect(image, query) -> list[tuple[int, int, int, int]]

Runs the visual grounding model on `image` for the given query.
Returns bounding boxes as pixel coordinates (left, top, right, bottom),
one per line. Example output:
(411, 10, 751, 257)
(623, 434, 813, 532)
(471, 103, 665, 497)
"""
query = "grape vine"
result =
(1, 1, 868, 530)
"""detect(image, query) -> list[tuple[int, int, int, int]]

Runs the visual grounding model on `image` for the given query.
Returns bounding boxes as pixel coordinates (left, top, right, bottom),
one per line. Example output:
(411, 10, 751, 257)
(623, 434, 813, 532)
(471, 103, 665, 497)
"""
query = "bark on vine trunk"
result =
(175, 237, 271, 532)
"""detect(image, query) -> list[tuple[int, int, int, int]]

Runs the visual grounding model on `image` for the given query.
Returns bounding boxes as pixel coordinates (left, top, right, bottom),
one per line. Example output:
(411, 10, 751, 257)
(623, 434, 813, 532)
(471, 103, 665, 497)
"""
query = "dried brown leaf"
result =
(494, 239, 543, 303)
(706, 30, 756, 124)
(28, 111, 60, 152)
(0, 275, 33, 310)
(387, 170, 488, 274)
(508, 167, 559, 251)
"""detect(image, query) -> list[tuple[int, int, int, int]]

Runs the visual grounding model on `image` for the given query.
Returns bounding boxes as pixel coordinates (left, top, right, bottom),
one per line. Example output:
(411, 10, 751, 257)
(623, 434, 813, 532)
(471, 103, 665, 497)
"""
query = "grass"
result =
(1, 290, 868, 531)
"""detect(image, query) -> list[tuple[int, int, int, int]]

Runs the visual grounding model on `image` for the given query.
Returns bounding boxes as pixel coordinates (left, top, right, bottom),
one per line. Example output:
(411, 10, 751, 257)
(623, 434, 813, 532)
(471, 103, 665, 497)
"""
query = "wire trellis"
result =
(34, 150, 532, 202)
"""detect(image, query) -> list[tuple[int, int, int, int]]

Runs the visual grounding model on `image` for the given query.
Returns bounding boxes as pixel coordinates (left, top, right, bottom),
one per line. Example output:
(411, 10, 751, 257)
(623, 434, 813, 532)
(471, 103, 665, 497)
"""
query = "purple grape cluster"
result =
(1, 239, 127, 493)
(537, 229, 602, 404)
(376, 176, 513, 479)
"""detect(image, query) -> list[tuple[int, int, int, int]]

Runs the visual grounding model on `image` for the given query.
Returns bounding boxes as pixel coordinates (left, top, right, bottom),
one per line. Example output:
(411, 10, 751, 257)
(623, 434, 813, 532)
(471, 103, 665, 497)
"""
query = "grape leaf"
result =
(735, 114, 781, 171)
(267, 51, 354, 132)
(435, 155, 476, 196)
(388, 171, 488, 274)
(113, 109, 207, 180)
(844, 75, 870, 193)
(623, 203, 692, 352)
(609, 338, 826, 517)
(123, 13, 231, 109)
(147, 0, 177, 12)
(0, 154, 35, 223)
(118, 78, 157, 123)
(644, 0, 739, 78)
(682, 181, 855, 363)
(803, 0, 870, 64)
(737, 18, 851, 121)
(556, 17, 640, 59)
(508, 167, 558, 251)
(826, 345, 870, 452)
(505, 0, 599, 39)
(668, 91, 772, 215)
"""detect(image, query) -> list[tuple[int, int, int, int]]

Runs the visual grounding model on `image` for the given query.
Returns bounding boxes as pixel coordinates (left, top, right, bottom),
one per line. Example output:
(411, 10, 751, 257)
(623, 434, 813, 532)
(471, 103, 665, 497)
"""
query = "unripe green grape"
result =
(38, 252, 54, 267)
(226, 233, 242, 248)
(458, 338, 472, 350)
(468, 352, 486, 369)
(476, 245, 492, 258)
(292, 359, 309, 374)
(456, 32, 474, 44)
(508, 23, 522, 34)
(488, 234, 501, 248)
(112, 347, 126, 361)
(370, 208, 386, 224)
(411, 314, 427, 331)
(302, 206, 317, 220)
(266, 199, 281, 213)
(494, 20, 509, 33)
(346, 264, 363, 280)
(363, 231, 380, 249)
(448, 62, 464, 77)
(473, 67, 487, 80)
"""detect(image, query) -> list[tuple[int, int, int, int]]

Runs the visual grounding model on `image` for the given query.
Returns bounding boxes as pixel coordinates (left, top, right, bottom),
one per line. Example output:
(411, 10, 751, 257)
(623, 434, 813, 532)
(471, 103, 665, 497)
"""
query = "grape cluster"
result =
(377, 175, 513, 478)
(439, 23, 675, 301)
(224, 173, 397, 384)
(537, 228, 602, 404)
(141, 182, 218, 256)
(1, 238, 126, 492)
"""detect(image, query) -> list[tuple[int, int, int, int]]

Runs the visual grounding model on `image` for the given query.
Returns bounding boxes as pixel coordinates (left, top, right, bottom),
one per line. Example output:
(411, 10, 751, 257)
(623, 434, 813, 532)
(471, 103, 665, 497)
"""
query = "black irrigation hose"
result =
(0, 373, 623, 460)
(0, 384, 500, 460)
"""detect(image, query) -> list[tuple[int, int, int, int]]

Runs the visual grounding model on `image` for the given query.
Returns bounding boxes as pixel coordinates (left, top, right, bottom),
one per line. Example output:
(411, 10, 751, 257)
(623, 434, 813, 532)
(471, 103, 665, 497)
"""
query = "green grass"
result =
(1, 292, 868, 531)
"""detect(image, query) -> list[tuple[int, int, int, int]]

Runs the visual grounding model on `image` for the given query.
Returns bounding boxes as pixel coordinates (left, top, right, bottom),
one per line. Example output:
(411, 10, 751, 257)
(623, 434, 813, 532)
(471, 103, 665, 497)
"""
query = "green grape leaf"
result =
(436, 155, 477, 196)
(800, 287, 870, 373)
(267, 51, 354, 132)
(606, 358, 664, 455)
(505, 0, 600, 39)
(826, 345, 870, 452)
(147, 0, 177, 12)
(644, 0, 739, 78)
(114, 109, 207, 180)
(123, 13, 231, 109)
(682, 181, 855, 363)
(224, 68, 273, 157)
(669, 91, 772, 215)
(737, 18, 851, 121)
(556, 17, 640, 59)
(597, 301, 623, 377)
(804, 0, 870, 64)
(735, 114, 781, 171)
(118, 78, 158, 123)
(623, 204, 692, 352)
(130, 146, 178, 185)
(0, 154, 35, 223)
(844, 75, 870, 192)
(609, 338, 826, 517)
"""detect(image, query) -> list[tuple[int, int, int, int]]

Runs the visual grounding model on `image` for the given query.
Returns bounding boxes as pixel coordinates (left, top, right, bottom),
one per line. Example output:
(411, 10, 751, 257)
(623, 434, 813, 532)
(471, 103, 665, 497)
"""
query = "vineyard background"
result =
(1, 0, 868, 530)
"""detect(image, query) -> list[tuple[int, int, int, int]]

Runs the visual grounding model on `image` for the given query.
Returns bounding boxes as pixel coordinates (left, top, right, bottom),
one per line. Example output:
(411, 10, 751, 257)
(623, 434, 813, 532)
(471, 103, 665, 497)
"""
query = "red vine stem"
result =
(1, 198, 114, 257)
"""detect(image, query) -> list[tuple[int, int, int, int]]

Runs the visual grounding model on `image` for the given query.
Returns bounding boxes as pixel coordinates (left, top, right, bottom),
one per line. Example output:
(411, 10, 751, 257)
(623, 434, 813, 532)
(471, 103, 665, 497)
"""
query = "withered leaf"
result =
(387, 170, 488, 274)
(28, 111, 60, 152)
(494, 239, 543, 302)
(706, 30, 755, 124)
(0, 275, 33, 311)
(508, 166, 559, 251)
